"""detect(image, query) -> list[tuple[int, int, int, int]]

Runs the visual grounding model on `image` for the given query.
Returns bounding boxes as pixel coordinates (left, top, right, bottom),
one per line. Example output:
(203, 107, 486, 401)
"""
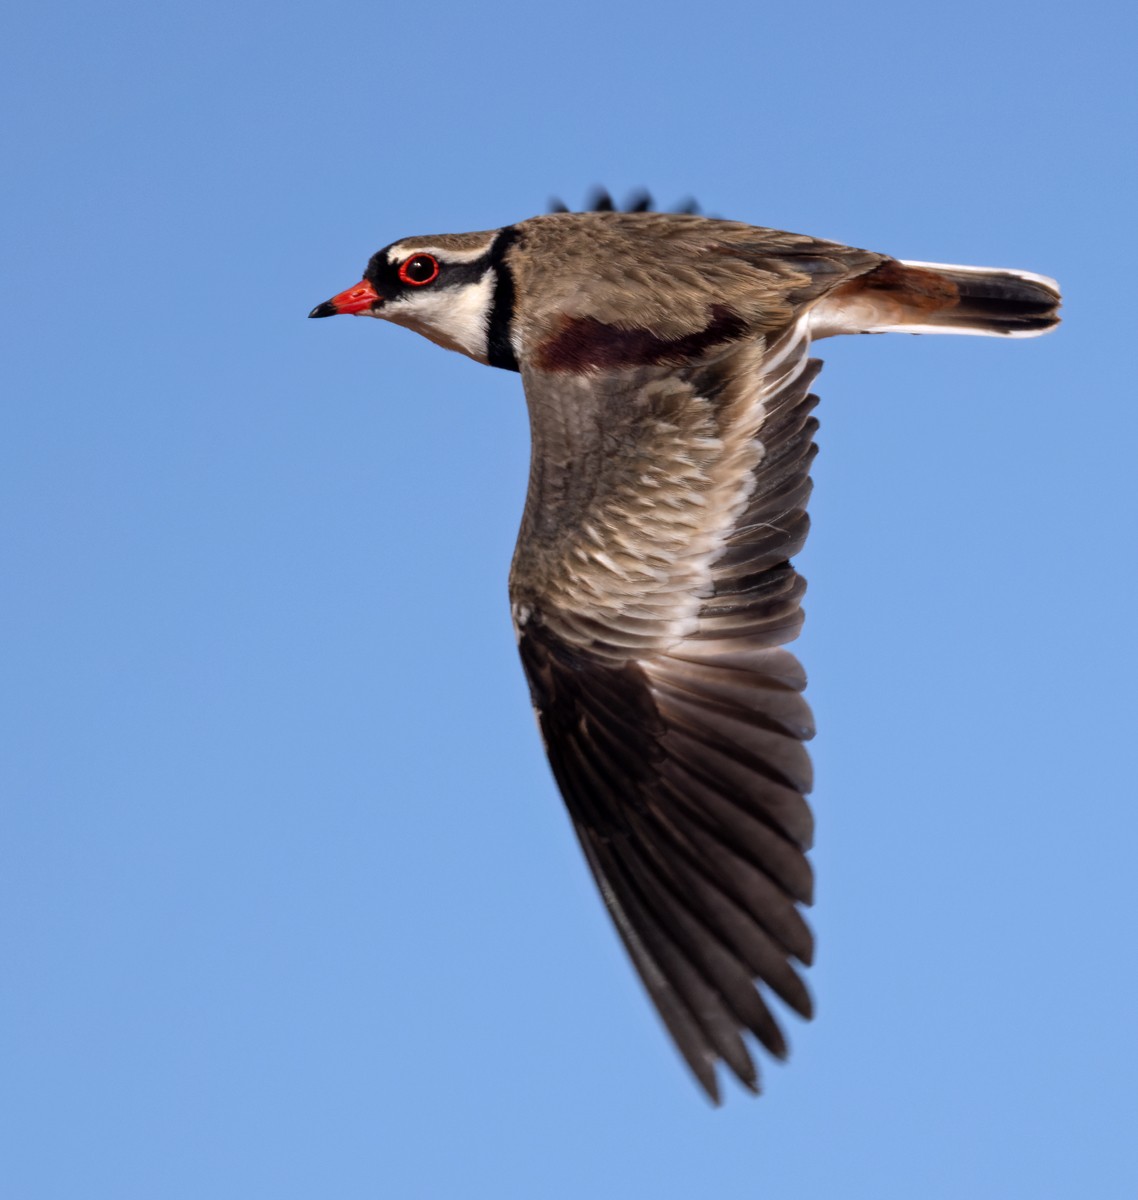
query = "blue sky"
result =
(3, 2, 1136, 1197)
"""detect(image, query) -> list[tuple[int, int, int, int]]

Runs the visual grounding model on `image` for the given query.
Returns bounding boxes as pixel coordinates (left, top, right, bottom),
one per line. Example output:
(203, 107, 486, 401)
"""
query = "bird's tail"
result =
(811, 258, 1061, 339)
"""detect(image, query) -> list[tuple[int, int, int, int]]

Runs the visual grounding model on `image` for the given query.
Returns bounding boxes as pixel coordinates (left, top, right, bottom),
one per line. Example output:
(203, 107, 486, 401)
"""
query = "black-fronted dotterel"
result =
(310, 198, 1060, 1102)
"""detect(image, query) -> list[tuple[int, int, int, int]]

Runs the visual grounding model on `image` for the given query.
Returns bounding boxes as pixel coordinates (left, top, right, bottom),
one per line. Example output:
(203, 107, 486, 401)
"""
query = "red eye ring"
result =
(398, 253, 440, 287)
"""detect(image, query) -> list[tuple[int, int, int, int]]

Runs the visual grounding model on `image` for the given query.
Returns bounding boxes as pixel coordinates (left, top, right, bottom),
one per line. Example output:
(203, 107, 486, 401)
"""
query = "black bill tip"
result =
(308, 301, 337, 319)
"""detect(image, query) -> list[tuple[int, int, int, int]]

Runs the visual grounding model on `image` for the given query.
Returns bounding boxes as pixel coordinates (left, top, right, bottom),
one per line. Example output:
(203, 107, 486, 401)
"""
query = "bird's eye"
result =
(398, 254, 440, 286)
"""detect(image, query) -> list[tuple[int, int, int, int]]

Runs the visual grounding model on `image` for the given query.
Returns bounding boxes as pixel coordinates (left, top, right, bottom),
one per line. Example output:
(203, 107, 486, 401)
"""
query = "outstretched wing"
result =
(510, 320, 822, 1101)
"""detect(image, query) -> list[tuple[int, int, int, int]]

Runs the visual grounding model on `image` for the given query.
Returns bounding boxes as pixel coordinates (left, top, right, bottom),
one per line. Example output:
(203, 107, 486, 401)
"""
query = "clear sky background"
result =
(3, 3, 1136, 1197)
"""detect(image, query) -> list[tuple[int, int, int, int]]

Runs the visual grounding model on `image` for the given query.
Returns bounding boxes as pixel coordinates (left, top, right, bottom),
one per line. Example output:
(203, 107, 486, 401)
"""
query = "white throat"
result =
(383, 273, 495, 362)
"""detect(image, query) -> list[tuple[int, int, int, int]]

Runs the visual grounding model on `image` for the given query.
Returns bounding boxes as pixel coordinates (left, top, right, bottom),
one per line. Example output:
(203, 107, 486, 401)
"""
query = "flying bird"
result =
(310, 192, 1061, 1102)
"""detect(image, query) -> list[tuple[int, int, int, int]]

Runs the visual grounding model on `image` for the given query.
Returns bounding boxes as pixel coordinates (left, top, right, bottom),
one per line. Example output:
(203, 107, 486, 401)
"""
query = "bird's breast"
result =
(531, 306, 749, 374)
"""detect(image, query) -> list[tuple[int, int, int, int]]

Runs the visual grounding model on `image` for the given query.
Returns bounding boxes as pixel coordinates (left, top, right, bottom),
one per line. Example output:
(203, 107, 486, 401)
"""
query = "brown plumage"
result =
(310, 203, 1061, 1101)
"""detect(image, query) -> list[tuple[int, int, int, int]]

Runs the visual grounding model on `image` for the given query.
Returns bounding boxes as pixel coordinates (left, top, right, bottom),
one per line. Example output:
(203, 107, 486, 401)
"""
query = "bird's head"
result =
(309, 228, 516, 367)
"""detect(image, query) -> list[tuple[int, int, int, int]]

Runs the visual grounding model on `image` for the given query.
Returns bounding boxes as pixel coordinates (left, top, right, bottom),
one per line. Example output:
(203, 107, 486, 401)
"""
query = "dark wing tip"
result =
(589, 186, 616, 211)
(546, 189, 706, 215)
(518, 613, 816, 1104)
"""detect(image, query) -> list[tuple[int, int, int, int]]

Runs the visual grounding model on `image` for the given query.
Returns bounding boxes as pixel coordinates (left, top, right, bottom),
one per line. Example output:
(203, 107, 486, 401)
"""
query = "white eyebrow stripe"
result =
(387, 241, 496, 265)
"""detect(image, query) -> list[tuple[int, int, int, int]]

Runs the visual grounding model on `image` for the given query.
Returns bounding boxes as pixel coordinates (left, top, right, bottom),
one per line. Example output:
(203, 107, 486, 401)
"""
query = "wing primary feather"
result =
(657, 759, 814, 901)
(589, 187, 615, 212)
(632, 820, 812, 1027)
(612, 838, 774, 1077)
(664, 730, 814, 847)
(664, 698, 814, 796)
(556, 730, 755, 1092)
(625, 795, 815, 1009)
(649, 777, 815, 963)
(593, 838, 760, 1091)
(576, 834, 725, 1101)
